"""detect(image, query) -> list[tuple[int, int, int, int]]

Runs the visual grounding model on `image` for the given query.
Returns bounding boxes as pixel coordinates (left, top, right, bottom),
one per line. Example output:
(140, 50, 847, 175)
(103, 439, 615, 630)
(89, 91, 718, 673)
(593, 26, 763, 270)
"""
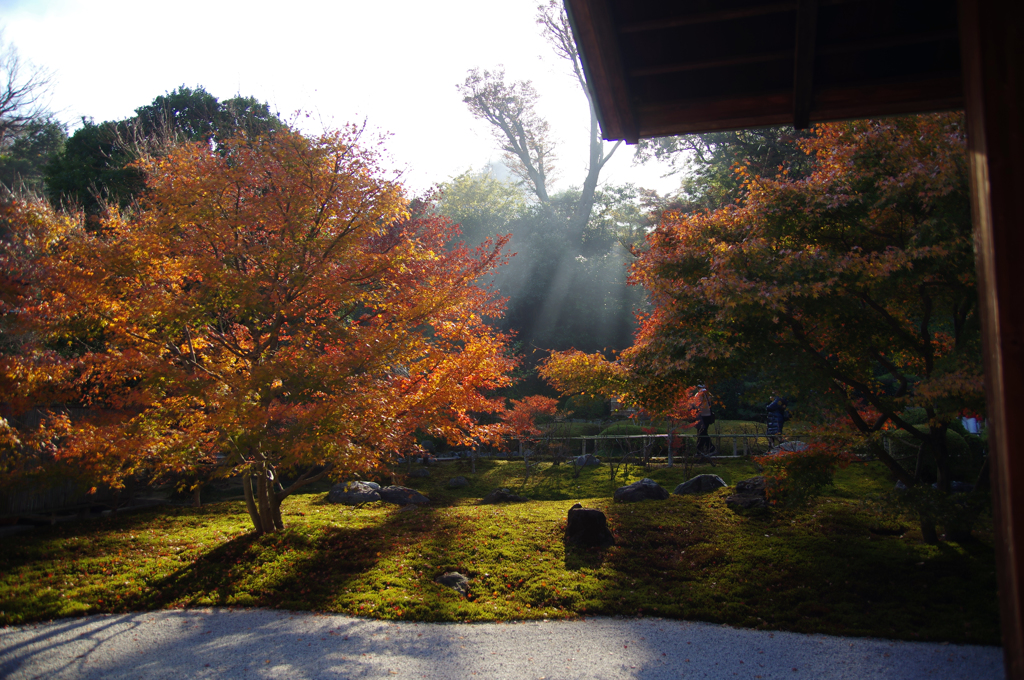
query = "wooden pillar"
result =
(959, 0, 1024, 675)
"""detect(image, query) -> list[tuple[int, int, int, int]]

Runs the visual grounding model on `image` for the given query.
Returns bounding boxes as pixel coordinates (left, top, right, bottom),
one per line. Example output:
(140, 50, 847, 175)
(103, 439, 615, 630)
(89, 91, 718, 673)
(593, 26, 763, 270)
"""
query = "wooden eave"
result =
(565, 0, 963, 141)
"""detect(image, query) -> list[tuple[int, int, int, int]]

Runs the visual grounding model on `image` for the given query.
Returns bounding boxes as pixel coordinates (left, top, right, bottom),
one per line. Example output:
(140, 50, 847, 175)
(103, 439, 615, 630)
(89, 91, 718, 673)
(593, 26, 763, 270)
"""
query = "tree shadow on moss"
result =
(120, 520, 393, 613)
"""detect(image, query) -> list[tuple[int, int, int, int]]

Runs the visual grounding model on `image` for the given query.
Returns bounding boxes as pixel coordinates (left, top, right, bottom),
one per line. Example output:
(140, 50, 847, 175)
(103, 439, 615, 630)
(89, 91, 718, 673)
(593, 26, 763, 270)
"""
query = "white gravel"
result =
(0, 609, 1004, 679)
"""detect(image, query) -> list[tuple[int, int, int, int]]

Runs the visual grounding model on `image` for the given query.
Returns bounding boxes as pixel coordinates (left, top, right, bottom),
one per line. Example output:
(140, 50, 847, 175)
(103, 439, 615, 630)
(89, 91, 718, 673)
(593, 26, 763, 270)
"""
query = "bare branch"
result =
(458, 67, 555, 203)
(0, 33, 55, 148)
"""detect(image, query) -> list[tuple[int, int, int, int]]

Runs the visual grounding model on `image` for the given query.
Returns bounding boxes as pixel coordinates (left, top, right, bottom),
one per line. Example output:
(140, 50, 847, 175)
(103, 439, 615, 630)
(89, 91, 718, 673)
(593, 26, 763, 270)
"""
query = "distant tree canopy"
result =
(436, 170, 655, 359)
(0, 118, 65, 194)
(44, 85, 282, 218)
(0, 35, 64, 195)
(458, 2, 621, 245)
(635, 127, 814, 213)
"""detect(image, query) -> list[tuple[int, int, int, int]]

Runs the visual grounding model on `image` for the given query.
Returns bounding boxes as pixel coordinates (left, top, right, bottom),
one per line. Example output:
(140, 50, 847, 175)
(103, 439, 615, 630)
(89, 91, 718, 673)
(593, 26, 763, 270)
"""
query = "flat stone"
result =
(574, 454, 601, 467)
(674, 474, 727, 495)
(725, 493, 769, 512)
(726, 476, 769, 513)
(435, 571, 470, 597)
(735, 476, 766, 494)
(379, 485, 430, 506)
(614, 477, 669, 503)
(326, 481, 381, 505)
(480, 488, 527, 504)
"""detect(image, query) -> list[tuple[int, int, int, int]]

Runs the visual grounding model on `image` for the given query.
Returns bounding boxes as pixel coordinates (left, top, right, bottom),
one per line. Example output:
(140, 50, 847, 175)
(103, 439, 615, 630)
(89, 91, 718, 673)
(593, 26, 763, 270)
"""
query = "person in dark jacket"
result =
(766, 396, 787, 448)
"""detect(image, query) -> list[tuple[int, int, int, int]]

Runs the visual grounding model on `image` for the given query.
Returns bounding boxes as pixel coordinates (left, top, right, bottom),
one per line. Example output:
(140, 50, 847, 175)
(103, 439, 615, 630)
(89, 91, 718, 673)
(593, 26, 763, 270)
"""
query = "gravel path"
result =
(0, 609, 1004, 679)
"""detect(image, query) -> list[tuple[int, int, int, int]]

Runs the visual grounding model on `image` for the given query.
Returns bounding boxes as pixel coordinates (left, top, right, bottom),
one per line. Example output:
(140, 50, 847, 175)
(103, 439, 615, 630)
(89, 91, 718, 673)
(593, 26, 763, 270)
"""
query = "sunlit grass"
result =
(0, 459, 999, 645)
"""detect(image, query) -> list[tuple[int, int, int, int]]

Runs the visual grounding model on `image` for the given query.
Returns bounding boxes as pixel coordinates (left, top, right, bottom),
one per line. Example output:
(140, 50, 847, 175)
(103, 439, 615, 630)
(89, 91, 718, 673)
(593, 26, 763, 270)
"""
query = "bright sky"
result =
(1, 0, 682, 196)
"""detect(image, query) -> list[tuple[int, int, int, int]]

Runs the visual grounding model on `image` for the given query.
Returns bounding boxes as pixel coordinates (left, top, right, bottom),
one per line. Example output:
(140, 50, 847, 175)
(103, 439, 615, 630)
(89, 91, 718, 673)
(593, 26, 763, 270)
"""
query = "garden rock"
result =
(409, 468, 430, 478)
(674, 474, 727, 495)
(435, 571, 470, 597)
(574, 454, 601, 467)
(772, 440, 808, 453)
(614, 477, 669, 503)
(480, 488, 528, 504)
(735, 477, 767, 494)
(726, 476, 768, 513)
(565, 503, 615, 548)
(379, 486, 430, 506)
(327, 481, 381, 505)
(448, 476, 469, 488)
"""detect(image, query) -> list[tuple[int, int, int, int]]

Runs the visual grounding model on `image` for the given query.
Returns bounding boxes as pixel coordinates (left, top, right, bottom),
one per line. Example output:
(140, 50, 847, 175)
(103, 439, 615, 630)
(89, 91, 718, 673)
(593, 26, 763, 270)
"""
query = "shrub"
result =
(888, 426, 977, 482)
(599, 422, 645, 437)
(542, 422, 601, 437)
(900, 408, 929, 425)
(888, 484, 991, 542)
(753, 444, 855, 507)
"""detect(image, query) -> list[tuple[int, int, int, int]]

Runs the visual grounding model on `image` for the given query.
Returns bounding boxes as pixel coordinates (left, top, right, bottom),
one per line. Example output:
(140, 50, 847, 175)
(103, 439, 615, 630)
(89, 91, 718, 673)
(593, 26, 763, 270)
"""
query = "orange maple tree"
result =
(1, 127, 515, 534)
(545, 114, 984, 537)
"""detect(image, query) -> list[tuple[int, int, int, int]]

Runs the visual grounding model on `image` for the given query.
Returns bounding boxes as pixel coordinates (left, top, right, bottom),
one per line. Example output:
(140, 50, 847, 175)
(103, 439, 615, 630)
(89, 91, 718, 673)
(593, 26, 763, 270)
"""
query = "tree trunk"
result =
(920, 514, 939, 544)
(256, 466, 276, 534)
(192, 486, 201, 508)
(568, 101, 615, 242)
(242, 472, 264, 535)
(271, 494, 284, 531)
(931, 426, 951, 493)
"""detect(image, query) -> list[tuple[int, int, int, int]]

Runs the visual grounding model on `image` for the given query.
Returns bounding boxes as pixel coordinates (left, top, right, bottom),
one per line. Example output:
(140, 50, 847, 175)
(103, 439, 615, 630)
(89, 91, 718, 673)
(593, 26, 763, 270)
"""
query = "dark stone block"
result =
(565, 503, 615, 548)
(379, 486, 430, 506)
(674, 474, 727, 495)
(614, 477, 669, 502)
(327, 481, 381, 505)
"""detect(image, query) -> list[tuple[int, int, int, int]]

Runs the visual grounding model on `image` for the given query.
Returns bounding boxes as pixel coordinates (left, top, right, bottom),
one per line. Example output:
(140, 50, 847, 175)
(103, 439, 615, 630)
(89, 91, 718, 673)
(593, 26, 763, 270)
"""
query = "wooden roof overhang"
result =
(565, 0, 962, 140)
(565, 1, 1023, 677)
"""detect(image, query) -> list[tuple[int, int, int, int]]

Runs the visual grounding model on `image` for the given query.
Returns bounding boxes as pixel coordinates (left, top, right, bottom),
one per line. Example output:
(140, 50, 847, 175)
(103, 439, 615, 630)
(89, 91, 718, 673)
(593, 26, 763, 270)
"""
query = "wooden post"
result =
(959, 0, 1024, 674)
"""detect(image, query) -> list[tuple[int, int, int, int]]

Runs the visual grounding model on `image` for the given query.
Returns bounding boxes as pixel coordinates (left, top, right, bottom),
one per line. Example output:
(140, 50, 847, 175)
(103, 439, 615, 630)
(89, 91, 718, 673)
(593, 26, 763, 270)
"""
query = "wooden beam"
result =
(959, 0, 1024, 676)
(565, 0, 639, 143)
(620, 2, 797, 33)
(630, 50, 791, 78)
(633, 76, 962, 137)
(818, 29, 959, 56)
(792, 0, 819, 129)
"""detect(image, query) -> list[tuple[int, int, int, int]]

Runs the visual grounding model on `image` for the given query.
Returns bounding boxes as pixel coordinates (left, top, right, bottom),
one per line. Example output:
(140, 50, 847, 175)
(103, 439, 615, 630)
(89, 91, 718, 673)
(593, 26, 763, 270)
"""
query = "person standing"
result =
(766, 395, 787, 448)
(695, 383, 717, 460)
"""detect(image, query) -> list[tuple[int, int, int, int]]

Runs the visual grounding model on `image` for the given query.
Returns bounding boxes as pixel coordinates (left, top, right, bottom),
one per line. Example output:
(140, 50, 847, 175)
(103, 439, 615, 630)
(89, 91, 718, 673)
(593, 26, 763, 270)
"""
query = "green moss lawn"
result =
(0, 458, 1000, 646)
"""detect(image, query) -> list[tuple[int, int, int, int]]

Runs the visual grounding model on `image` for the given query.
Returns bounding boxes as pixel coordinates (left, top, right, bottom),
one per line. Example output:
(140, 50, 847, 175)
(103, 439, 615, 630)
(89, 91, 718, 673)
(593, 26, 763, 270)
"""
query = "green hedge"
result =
(542, 422, 602, 437)
(598, 422, 646, 437)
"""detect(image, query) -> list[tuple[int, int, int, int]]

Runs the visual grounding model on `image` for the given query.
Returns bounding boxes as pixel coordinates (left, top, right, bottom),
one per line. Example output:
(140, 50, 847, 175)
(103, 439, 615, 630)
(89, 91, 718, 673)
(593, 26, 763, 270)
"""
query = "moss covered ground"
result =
(0, 458, 1000, 646)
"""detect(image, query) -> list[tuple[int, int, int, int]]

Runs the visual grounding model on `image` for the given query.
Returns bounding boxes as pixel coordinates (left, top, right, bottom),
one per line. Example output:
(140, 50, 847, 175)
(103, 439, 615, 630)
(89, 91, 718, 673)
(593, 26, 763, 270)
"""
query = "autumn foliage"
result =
(544, 115, 983, 532)
(1, 127, 515, 533)
(631, 114, 982, 495)
(753, 443, 857, 507)
(501, 395, 559, 439)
